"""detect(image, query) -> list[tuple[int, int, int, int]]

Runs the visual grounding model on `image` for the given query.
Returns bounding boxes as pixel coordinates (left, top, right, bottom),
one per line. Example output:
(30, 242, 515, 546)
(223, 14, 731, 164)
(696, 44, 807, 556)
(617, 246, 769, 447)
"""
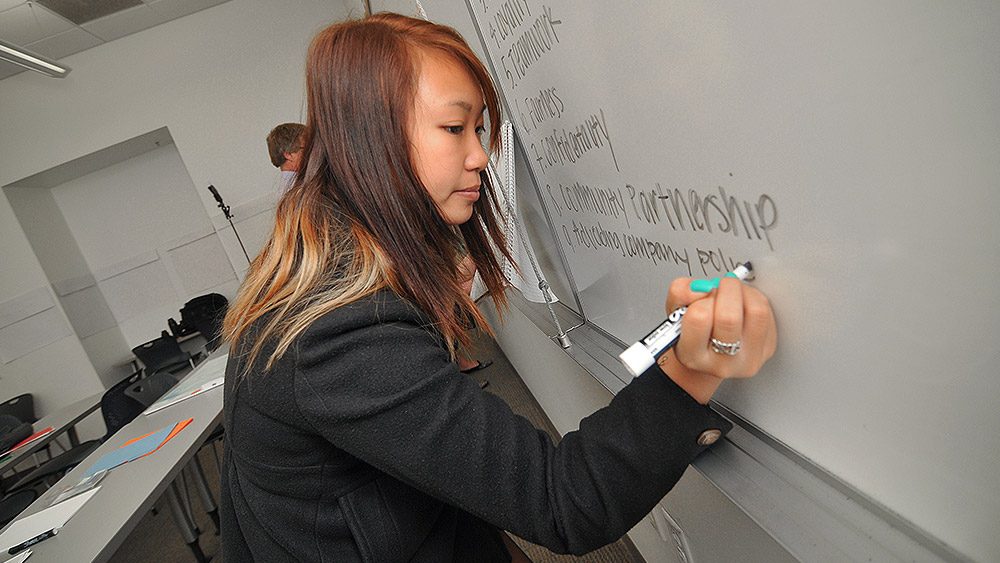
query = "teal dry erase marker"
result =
(618, 262, 754, 377)
(690, 265, 755, 293)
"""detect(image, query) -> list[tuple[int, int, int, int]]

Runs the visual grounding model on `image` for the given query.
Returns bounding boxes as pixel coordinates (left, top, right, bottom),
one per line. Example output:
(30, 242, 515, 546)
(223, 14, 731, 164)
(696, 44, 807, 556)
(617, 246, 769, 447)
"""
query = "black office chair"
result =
(0, 394, 37, 425)
(0, 415, 41, 496)
(8, 372, 147, 492)
(0, 393, 64, 463)
(0, 415, 32, 455)
(132, 331, 194, 377)
(0, 489, 37, 528)
(170, 293, 229, 352)
(98, 372, 150, 439)
(124, 370, 180, 408)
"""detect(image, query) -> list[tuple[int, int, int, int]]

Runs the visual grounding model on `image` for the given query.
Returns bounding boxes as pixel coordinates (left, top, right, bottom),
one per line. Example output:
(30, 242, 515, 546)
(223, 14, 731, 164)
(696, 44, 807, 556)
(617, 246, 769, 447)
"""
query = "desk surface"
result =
(0, 392, 103, 476)
(2, 353, 227, 562)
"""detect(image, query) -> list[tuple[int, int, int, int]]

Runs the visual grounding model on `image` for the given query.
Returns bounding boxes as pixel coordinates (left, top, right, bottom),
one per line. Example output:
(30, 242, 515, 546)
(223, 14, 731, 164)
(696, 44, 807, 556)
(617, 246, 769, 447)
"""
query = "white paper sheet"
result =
(0, 488, 100, 552)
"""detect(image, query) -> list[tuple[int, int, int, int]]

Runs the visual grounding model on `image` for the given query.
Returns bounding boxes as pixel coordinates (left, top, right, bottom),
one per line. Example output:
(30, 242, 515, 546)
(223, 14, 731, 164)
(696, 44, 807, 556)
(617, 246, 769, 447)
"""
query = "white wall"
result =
(3, 184, 127, 389)
(0, 197, 56, 307)
(0, 0, 352, 265)
(52, 145, 206, 273)
(0, 189, 105, 436)
(0, 0, 343, 198)
(0, 0, 353, 422)
(7, 144, 222, 387)
(49, 143, 241, 350)
(3, 187, 90, 284)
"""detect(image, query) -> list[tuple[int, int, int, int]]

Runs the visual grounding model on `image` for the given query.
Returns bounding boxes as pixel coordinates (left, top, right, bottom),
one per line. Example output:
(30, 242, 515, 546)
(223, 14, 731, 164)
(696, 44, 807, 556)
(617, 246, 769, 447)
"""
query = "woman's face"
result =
(409, 52, 489, 226)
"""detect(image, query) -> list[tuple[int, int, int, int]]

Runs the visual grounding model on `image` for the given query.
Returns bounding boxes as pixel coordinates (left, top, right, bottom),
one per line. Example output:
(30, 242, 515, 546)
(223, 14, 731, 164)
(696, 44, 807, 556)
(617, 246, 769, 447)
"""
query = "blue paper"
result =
(81, 425, 174, 478)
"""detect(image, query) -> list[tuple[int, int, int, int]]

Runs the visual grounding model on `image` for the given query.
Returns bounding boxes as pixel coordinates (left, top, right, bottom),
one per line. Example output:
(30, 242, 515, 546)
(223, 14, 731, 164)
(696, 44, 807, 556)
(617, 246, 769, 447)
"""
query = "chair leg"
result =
(175, 471, 201, 536)
(188, 458, 220, 534)
(165, 482, 210, 563)
(210, 439, 223, 476)
(51, 437, 69, 454)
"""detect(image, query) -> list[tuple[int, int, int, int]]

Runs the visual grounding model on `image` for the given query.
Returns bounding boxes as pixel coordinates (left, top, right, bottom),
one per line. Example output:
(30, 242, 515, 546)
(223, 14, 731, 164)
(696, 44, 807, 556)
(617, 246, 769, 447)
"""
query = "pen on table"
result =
(618, 262, 755, 377)
(8, 528, 56, 555)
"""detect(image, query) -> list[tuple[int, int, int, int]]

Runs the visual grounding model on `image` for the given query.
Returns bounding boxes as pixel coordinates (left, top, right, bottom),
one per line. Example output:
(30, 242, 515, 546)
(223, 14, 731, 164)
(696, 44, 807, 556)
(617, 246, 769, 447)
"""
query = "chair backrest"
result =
(132, 332, 188, 373)
(0, 489, 38, 527)
(180, 293, 229, 350)
(100, 372, 147, 440)
(124, 371, 180, 408)
(0, 394, 36, 424)
(0, 415, 33, 453)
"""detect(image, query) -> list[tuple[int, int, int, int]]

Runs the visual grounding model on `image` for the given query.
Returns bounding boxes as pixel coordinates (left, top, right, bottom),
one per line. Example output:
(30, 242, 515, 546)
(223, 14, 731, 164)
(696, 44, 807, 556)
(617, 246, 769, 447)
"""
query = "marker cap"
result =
(620, 342, 655, 378)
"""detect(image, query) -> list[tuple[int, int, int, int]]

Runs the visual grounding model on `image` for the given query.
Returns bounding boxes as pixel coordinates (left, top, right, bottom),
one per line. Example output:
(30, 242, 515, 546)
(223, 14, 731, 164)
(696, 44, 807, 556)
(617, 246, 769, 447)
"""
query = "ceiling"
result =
(0, 0, 232, 80)
(5, 126, 173, 189)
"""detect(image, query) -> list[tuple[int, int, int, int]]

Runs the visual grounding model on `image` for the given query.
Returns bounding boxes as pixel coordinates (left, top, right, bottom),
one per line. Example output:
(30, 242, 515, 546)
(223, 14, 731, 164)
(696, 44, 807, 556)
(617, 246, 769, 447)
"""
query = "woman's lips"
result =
(455, 187, 481, 200)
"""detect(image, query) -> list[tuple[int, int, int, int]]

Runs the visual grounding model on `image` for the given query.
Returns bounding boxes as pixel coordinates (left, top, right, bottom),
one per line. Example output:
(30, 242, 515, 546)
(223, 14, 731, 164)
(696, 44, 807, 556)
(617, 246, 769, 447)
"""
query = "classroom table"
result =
(0, 353, 227, 562)
(0, 391, 104, 477)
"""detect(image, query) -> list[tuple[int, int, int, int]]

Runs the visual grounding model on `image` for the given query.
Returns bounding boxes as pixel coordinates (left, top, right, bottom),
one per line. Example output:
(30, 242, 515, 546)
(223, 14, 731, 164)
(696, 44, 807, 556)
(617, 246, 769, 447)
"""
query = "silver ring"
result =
(710, 338, 742, 356)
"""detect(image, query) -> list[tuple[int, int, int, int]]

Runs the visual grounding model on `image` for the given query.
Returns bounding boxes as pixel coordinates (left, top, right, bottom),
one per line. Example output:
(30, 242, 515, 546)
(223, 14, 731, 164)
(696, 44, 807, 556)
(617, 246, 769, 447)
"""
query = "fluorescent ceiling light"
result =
(0, 38, 71, 78)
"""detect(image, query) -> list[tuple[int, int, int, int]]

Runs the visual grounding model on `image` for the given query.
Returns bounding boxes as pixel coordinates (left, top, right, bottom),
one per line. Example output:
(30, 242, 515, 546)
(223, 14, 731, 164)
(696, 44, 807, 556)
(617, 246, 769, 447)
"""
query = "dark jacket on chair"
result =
(220, 290, 731, 562)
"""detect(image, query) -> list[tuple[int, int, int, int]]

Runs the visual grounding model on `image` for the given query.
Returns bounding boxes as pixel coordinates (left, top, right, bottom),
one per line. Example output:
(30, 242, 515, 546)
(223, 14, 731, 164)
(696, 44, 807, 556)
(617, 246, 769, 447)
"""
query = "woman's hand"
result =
(657, 276, 777, 404)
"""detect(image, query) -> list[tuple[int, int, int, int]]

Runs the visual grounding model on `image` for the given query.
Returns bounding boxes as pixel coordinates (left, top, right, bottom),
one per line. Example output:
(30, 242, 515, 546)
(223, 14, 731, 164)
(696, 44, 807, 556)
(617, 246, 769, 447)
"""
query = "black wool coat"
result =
(220, 290, 731, 562)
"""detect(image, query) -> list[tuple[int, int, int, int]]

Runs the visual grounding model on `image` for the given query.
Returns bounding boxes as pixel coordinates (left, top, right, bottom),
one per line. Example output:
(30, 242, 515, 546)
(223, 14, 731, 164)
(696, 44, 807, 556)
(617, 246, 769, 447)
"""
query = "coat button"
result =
(697, 429, 722, 446)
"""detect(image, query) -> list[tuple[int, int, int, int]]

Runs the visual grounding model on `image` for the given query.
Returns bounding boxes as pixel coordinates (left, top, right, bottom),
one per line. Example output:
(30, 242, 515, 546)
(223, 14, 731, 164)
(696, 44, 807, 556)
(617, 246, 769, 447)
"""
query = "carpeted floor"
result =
(108, 331, 640, 562)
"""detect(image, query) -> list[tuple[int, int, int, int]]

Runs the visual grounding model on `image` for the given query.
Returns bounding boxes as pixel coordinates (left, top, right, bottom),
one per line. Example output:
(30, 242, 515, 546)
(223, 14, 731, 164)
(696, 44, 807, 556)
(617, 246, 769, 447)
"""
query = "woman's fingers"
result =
(708, 277, 744, 356)
(674, 295, 714, 370)
(741, 285, 778, 369)
(668, 277, 777, 380)
(665, 277, 698, 312)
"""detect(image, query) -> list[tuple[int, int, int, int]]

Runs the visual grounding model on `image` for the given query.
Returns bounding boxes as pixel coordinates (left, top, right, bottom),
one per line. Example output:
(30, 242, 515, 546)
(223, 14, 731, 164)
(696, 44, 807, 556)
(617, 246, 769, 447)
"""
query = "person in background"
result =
(266, 122, 306, 190)
(221, 13, 777, 562)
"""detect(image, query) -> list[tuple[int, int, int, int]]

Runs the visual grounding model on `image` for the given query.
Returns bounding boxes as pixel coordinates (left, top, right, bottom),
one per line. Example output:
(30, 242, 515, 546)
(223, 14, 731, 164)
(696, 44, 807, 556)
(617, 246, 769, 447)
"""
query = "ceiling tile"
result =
(0, 2, 73, 45)
(0, 0, 24, 12)
(79, 3, 166, 41)
(0, 58, 25, 80)
(145, 0, 230, 22)
(26, 26, 103, 59)
(35, 0, 142, 25)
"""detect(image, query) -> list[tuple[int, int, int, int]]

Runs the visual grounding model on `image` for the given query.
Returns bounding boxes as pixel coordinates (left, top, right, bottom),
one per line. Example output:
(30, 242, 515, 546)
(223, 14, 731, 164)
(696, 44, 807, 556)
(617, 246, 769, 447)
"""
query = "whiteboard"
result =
(463, 2, 1000, 560)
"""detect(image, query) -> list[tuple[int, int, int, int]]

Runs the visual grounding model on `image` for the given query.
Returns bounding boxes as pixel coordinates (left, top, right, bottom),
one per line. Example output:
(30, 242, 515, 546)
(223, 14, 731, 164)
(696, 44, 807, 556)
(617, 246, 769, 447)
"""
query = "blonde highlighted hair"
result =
(224, 13, 512, 371)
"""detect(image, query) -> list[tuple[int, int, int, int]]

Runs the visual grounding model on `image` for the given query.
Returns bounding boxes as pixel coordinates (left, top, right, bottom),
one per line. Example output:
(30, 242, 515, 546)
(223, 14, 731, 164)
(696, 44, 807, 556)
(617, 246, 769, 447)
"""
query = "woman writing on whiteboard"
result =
(220, 13, 777, 562)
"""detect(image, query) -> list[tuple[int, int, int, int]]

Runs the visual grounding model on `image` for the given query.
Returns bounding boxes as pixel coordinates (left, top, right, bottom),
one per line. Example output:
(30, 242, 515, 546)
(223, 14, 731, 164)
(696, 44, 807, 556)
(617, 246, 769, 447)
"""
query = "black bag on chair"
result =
(173, 293, 229, 351)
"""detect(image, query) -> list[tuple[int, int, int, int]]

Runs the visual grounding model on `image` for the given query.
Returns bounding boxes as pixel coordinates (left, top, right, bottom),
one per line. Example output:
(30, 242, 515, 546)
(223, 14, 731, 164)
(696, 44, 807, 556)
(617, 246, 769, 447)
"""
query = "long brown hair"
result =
(224, 13, 512, 371)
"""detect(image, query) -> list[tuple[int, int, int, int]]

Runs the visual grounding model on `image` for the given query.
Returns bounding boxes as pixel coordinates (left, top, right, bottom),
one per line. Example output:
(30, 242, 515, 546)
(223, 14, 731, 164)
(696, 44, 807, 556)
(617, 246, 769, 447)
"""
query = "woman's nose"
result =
(467, 137, 488, 172)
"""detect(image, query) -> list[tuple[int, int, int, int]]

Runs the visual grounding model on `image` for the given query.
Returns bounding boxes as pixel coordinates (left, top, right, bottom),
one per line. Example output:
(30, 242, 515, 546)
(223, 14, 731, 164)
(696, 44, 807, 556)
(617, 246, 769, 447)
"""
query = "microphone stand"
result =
(207, 184, 251, 265)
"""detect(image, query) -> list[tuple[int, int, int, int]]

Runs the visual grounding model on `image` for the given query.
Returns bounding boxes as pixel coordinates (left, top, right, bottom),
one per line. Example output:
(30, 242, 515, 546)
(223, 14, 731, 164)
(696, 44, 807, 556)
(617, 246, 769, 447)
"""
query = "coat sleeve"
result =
(292, 302, 732, 555)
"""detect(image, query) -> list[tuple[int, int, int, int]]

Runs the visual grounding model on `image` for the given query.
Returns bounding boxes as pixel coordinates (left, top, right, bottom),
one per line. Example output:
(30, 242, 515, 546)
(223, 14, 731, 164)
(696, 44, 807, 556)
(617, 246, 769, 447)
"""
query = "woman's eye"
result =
(445, 125, 464, 134)
(475, 125, 486, 136)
